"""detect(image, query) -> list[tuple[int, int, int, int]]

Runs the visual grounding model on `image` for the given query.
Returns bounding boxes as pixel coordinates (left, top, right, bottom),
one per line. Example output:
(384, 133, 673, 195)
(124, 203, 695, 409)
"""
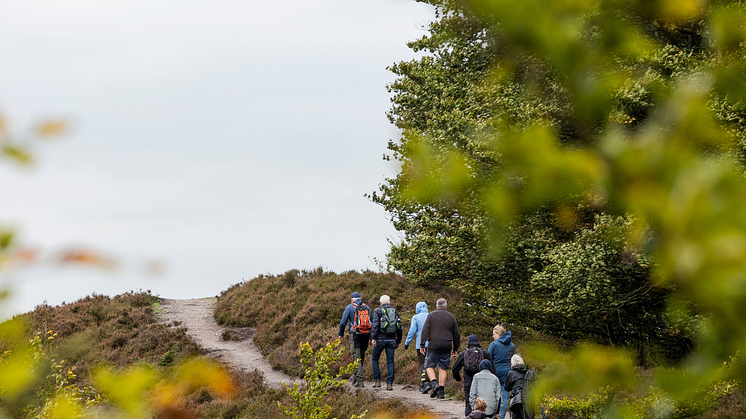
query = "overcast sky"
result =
(0, 0, 434, 315)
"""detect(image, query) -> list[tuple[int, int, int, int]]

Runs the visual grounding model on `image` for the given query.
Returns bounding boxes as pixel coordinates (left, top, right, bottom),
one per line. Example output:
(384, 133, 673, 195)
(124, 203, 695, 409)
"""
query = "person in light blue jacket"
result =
(404, 301, 430, 393)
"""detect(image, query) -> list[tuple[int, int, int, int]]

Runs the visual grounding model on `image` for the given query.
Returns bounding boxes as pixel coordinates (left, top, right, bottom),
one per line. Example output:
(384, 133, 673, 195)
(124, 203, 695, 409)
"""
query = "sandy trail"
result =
(159, 298, 466, 419)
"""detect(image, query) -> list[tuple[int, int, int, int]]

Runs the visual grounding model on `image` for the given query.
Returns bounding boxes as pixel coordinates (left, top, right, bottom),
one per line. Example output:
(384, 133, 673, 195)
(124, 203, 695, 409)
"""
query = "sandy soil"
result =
(158, 298, 466, 419)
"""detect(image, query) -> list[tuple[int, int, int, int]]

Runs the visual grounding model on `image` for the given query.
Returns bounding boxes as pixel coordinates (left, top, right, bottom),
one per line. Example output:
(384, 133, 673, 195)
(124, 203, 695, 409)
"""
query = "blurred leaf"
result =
(35, 119, 67, 138)
(1, 145, 32, 165)
(94, 365, 158, 418)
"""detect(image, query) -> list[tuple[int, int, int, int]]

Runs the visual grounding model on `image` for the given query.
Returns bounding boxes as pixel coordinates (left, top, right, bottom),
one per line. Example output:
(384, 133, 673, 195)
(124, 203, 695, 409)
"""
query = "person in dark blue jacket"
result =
(488, 324, 516, 419)
(370, 294, 402, 390)
(339, 292, 361, 356)
(404, 301, 429, 392)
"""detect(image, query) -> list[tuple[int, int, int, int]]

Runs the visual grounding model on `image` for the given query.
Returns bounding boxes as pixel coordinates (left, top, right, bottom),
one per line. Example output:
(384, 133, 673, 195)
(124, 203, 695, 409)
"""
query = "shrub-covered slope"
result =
(20, 291, 200, 384)
(215, 269, 501, 397)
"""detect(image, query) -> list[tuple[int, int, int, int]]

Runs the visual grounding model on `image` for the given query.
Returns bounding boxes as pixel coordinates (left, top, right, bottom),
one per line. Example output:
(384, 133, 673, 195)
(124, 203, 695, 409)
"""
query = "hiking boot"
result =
(437, 386, 445, 399)
(373, 380, 381, 388)
(430, 385, 442, 398)
(386, 383, 393, 391)
(418, 381, 427, 393)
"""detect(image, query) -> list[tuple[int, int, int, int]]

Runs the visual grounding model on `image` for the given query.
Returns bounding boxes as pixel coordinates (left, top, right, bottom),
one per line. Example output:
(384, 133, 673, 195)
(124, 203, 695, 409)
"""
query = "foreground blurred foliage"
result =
(0, 291, 235, 419)
(279, 340, 363, 419)
(378, 0, 746, 416)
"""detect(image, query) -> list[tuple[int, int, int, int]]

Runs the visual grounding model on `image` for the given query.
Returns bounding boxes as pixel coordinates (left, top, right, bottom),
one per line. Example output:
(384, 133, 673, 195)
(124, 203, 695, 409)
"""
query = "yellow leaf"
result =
(36, 119, 67, 137)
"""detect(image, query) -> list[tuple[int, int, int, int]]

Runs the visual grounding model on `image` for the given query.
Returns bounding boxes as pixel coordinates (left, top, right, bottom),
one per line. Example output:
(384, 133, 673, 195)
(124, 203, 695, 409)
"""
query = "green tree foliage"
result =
(375, 0, 746, 364)
(397, 0, 746, 415)
(279, 340, 365, 419)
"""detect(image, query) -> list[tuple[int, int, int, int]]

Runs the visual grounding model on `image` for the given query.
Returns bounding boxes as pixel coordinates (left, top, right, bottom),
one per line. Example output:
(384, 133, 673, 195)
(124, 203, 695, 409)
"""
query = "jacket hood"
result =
(497, 330, 512, 345)
(512, 364, 527, 373)
(416, 301, 429, 314)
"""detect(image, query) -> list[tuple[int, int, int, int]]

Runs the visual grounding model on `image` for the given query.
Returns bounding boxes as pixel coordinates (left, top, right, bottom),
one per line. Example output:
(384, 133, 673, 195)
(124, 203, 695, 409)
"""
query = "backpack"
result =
(511, 369, 537, 409)
(380, 307, 400, 336)
(464, 347, 485, 373)
(353, 303, 372, 335)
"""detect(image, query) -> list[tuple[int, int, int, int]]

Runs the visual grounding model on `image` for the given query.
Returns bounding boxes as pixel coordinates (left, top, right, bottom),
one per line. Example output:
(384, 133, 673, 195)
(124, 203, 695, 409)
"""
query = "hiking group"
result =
(338, 292, 537, 419)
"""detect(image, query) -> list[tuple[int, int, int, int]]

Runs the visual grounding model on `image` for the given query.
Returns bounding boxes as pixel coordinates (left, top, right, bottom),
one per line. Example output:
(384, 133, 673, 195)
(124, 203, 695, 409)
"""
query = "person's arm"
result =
(396, 313, 403, 345)
(504, 372, 515, 393)
(451, 317, 461, 353)
(370, 308, 380, 342)
(420, 315, 431, 348)
(405, 317, 417, 347)
(488, 341, 497, 362)
(494, 377, 501, 407)
(338, 306, 350, 338)
(452, 352, 464, 382)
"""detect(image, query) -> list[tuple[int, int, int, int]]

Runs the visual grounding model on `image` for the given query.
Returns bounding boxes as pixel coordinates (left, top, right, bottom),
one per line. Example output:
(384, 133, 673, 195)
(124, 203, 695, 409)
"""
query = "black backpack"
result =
(464, 347, 485, 373)
(380, 307, 400, 336)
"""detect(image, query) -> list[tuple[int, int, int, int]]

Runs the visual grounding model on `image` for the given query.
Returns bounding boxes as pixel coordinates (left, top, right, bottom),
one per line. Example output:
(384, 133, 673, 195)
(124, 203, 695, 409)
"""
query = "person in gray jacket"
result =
(469, 359, 502, 418)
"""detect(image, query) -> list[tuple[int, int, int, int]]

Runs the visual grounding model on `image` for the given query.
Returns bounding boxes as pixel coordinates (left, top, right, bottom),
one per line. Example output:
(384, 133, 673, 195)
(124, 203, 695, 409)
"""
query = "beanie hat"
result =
(467, 334, 480, 347)
(479, 359, 492, 371)
(351, 292, 361, 299)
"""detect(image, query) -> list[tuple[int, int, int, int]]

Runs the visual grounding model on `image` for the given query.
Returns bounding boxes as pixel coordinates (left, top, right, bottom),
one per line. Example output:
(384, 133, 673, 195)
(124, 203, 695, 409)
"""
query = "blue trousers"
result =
(499, 381, 509, 419)
(371, 340, 396, 385)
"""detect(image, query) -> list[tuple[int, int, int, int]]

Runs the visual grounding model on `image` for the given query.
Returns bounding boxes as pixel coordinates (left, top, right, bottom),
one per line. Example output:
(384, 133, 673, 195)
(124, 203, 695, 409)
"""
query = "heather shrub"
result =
(214, 270, 493, 389)
(16, 291, 201, 386)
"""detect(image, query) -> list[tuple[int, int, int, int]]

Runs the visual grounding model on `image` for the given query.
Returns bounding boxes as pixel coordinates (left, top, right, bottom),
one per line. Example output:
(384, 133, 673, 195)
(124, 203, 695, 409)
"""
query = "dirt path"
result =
(158, 298, 466, 419)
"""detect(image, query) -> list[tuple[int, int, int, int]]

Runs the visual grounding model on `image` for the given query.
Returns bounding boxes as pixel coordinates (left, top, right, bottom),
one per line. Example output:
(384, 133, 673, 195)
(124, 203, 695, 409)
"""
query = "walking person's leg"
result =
(371, 343, 383, 387)
(463, 385, 472, 416)
(499, 381, 509, 419)
(385, 341, 396, 389)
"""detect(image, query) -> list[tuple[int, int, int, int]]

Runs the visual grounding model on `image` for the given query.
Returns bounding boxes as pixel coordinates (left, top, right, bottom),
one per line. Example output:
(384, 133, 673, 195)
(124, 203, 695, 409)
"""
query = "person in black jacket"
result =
(453, 335, 495, 416)
(420, 298, 460, 399)
(504, 354, 534, 419)
(370, 294, 402, 390)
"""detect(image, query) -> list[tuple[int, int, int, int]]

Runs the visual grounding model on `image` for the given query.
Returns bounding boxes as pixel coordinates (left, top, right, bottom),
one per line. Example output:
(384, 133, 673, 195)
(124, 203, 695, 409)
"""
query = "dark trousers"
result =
(371, 340, 396, 385)
(464, 385, 472, 416)
(417, 349, 427, 382)
(352, 334, 369, 384)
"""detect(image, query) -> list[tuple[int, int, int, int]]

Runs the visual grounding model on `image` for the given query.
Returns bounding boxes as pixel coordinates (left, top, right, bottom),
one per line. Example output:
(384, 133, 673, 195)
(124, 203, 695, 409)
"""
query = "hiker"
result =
(370, 294, 402, 390)
(453, 335, 495, 416)
(466, 398, 492, 419)
(404, 301, 430, 393)
(420, 297, 460, 399)
(469, 359, 501, 418)
(349, 296, 372, 387)
(339, 291, 362, 355)
(488, 324, 516, 419)
(504, 354, 535, 419)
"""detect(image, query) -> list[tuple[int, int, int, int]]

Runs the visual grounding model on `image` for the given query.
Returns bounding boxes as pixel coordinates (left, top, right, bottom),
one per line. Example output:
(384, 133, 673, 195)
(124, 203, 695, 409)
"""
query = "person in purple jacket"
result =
(488, 324, 516, 419)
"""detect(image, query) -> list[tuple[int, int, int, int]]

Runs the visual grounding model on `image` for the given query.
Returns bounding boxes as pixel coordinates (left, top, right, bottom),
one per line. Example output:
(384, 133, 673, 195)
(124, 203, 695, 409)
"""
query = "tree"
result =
(375, 0, 746, 364)
(398, 0, 746, 412)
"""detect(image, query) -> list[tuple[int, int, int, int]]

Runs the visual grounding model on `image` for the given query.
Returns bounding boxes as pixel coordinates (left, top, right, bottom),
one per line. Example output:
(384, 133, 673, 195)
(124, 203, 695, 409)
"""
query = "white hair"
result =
(380, 295, 390, 304)
(436, 298, 447, 309)
(511, 354, 524, 366)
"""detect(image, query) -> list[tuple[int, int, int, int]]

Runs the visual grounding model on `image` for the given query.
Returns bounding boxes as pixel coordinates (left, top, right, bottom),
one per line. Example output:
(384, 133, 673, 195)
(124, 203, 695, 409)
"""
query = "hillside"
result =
(215, 269, 512, 398)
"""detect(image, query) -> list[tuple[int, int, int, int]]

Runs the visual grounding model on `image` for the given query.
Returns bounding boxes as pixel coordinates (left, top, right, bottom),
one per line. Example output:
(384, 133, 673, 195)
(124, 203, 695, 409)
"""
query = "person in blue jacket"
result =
(404, 301, 430, 393)
(488, 324, 516, 419)
(339, 292, 361, 356)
